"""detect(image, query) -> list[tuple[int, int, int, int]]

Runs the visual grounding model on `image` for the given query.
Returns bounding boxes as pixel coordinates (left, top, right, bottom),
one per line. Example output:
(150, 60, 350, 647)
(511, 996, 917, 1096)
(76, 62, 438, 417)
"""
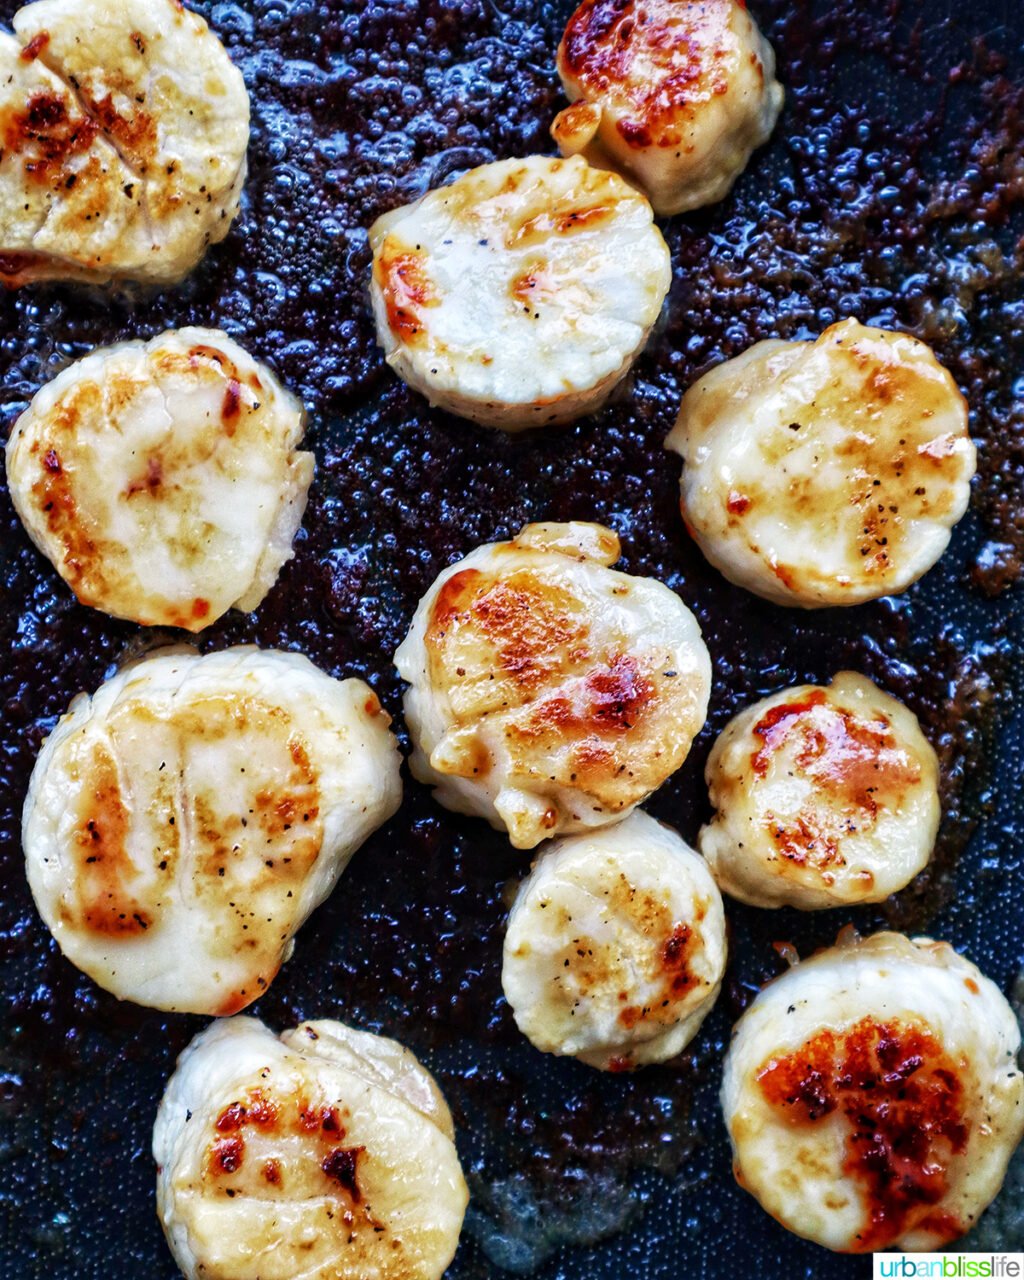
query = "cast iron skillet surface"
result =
(1, 1, 1023, 1276)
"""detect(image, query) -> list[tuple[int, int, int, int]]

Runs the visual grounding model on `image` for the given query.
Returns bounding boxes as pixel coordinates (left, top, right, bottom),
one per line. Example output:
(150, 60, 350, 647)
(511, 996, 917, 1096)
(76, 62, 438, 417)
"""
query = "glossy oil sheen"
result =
(0, 1, 1022, 1277)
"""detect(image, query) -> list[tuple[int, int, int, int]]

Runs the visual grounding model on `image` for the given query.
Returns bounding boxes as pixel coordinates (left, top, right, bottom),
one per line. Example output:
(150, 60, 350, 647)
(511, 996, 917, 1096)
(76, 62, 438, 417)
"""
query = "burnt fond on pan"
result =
(1, 1, 1023, 1277)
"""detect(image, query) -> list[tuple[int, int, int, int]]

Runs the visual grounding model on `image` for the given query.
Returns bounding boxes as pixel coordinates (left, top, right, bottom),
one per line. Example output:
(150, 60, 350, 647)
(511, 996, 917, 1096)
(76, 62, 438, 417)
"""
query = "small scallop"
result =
(23, 646, 402, 1014)
(722, 931, 1024, 1252)
(502, 810, 727, 1070)
(154, 1015, 468, 1280)
(699, 673, 940, 910)
(552, 0, 784, 216)
(6, 327, 313, 631)
(666, 319, 976, 607)
(368, 154, 670, 430)
(0, 0, 249, 287)
(394, 521, 712, 849)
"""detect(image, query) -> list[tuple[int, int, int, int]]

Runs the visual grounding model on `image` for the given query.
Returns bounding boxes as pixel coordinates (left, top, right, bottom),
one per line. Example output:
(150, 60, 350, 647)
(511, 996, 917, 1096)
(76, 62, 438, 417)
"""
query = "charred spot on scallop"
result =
(368, 155, 670, 431)
(395, 522, 711, 848)
(5, 328, 314, 631)
(757, 1017, 969, 1252)
(23, 647, 401, 1014)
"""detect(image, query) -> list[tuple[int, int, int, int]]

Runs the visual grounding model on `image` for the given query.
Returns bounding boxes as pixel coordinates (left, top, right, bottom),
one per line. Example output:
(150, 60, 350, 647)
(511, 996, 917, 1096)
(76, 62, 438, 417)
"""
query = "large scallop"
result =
(666, 319, 976, 607)
(394, 521, 711, 849)
(369, 154, 670, 430)
(23, 646, 402, 1014)
(700, 672, 940, 910)
(502, 810, 727, 1070)
(154, 1015, 468, 1280)
(5, 328, 313, 631)
(552, 0, 784, 215)
(0, 0, 249, 287)
(722, 931, 1024, 1252)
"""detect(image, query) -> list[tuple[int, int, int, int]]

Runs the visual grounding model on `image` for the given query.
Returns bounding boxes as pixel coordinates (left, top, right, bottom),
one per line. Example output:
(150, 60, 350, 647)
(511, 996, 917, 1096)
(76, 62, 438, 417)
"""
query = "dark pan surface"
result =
(1, 1, 1023, 1276)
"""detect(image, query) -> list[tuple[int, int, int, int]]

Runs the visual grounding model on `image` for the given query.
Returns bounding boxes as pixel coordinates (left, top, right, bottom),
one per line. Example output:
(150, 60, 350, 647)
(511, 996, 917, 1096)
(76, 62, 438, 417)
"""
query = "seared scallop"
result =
(502, 810, 726, 1070)
(699, 673, 940, 910)
(23, 647, 402, 1014)
(0, 0, 249, 287)
(394, 521, 711, 849)
(552, 0, 784, 216)
(722, 931, 1024, 1252)
(6, 327, 313, 631)
(368, 154, 670, 430)
(666, 319, 976, 607)
(154, 1015, 468, 1280)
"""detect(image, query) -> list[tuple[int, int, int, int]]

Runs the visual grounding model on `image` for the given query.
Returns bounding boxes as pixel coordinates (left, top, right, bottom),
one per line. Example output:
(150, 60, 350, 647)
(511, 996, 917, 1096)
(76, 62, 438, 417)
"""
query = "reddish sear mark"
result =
(43, 448, 61, 473)
(429, 568, 484, 635)
(620, 919, 697, 1029)
(757, 1017, 969, 1252)
(510, 267, 552, 306)
(915, 1210, 963, 1241)
(377, 248, 437, 345)
(561, 0, 733, 149)
(751, 692, 828, 777)
(769, 559, 797, 591)
(74, 746, 152, 936)
(661, 923, 696, 997)
(211, 1136, 245, 1175)
(192, 598, 210, 620)
(300, 1103, 345, 1137)
(751, 691, 921, 867)
(727, 491, 751, 515)
(584, 655, 655, 731)
(262, 1158, 282, 1186)
(770, 810, 844, 870)
(528, 654, 654, 740)
(752, 691, 919, 806)
(216, 1102, 247, 1132)
(20, 31, 50, 61)
(215, 1091, 279, 1134)
(222, 378, 241, 428)
(4, 91, 98, 183)
(0, 251, 47, 283)
(125, 455, 162, 497)
(321, 1146, 365, 1202)
(509, 203, 614, 247)
(82, 91, 156, 164)
(430, 569, 586, 691)
(215, 990, 253, 1016)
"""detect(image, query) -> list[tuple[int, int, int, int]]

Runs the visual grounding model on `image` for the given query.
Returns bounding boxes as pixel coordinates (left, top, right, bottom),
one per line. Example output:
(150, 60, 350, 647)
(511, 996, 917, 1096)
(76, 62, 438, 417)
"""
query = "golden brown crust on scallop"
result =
(397, 522, 711, 847)
(7, 328, 312, 630)
(560, 0, 741, 150)
(700, 673, 940, 909)
(669, 321, 976, 606)
(425, 563, 688, 813)
(0, 0, 249, 286)
(554, 0, 784, 214)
